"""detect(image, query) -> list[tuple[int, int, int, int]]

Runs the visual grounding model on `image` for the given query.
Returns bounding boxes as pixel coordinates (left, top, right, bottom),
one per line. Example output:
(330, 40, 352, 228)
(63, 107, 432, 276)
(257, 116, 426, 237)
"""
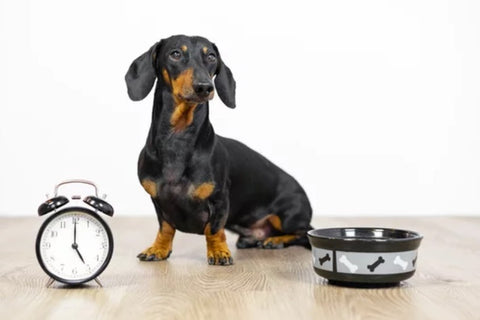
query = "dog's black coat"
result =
(125, 35, 312, 248)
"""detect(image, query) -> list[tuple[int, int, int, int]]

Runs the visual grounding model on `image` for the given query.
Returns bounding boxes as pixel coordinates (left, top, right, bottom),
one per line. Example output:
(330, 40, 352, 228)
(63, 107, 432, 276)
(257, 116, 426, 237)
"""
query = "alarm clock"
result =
(35, 179, 114, 287)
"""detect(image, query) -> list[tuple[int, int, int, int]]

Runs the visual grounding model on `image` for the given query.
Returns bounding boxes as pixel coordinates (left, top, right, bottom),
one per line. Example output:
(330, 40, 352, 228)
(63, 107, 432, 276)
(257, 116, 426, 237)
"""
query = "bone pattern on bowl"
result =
(312, 248, 418, 275)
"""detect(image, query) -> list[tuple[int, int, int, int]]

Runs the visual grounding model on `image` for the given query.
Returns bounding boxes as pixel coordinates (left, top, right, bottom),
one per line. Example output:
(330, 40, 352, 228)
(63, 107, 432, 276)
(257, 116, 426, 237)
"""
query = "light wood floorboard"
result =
(0, 216, 479, 320)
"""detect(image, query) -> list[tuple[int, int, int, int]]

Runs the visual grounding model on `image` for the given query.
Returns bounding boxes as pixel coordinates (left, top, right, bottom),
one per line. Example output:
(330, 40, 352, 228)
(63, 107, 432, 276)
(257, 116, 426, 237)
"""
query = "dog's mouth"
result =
(177, 91, 215, 104)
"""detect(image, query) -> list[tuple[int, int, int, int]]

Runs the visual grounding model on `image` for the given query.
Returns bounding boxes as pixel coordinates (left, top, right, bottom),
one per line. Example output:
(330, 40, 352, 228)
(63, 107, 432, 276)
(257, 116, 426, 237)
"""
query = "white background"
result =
(1, 0, 479, 217)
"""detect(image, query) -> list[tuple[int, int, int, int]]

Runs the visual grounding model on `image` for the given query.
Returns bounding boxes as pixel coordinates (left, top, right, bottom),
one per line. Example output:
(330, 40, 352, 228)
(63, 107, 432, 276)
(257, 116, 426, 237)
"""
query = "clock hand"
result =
(72, 243, 86, 264)
(73, 220, 77, 245)
(71, 221, 85, 263)
(75, 248, 86, 264)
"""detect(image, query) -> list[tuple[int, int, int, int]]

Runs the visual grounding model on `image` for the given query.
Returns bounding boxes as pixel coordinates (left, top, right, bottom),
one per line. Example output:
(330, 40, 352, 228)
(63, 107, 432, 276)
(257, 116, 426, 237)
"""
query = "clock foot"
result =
(46, 277, 55, 288)
(94, 277, 103, 288)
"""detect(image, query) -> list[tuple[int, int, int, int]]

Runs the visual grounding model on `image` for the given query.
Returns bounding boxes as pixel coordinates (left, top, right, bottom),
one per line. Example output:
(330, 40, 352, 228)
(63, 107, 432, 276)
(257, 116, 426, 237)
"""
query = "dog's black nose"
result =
(193, 82, 214, 97)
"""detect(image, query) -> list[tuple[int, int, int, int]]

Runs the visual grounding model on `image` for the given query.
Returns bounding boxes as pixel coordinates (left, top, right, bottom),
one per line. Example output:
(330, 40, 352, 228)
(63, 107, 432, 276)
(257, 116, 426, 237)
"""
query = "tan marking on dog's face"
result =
(169, 68, 198, 131)
(181, 45, 188, 52)
(204, 224, 232, 265)
(141, 179, 158, 198)
(162, 68, 171, 86)
(170, 101, 198, 132)
(193, 182, 215, 200)
(171, 68, 194, 100)
(202, 46, 208, 54)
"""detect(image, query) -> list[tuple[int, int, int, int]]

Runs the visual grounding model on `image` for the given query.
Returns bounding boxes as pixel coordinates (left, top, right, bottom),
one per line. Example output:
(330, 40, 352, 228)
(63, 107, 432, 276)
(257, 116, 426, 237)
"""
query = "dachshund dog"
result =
(125, 35, 312, 265)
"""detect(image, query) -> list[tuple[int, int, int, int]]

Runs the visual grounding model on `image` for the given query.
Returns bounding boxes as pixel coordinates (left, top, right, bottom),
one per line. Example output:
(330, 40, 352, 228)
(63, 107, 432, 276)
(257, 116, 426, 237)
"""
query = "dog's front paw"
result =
(205, 225, 233, 265)
(137, 246, 172, 261)
(138, 222, 175, 261)
(207, 249, 233, 266)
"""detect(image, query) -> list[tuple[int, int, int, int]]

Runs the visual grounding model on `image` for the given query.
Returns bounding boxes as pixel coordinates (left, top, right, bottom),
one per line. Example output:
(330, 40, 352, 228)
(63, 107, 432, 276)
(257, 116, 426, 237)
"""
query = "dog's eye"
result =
(207, 53, 217, 63)
(169, 50, 182, 61)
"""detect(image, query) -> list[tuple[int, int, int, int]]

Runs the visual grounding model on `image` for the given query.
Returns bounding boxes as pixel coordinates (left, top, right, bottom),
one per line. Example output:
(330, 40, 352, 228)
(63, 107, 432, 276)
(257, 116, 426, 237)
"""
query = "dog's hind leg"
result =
(229, 224, 262, 249)
(260, 218, 312, 249)
(260, 191, 313, 249)
(262, 232, 311, 249)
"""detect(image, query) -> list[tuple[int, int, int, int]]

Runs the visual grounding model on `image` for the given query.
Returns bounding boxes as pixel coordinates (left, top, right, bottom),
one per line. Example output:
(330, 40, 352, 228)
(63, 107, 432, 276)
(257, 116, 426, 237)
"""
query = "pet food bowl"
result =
(307, 227, 423, 287)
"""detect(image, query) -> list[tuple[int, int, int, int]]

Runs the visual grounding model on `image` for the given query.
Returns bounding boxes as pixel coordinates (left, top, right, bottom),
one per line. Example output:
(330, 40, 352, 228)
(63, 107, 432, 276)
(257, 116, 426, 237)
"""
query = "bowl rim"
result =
(307, 227, 423, 243)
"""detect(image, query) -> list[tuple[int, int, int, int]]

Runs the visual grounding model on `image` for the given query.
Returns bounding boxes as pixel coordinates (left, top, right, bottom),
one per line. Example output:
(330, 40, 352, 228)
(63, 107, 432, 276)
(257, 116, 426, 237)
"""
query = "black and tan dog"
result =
(125, 35, 312, 265)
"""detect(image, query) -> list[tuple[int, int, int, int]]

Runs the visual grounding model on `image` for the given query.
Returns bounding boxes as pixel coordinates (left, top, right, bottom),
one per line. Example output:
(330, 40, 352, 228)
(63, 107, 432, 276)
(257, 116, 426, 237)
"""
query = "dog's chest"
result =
(139, 136, 215, 232)
(140, 176, 213, 233)
(140, 142, 214, 195)
(141, 175, 214, 199)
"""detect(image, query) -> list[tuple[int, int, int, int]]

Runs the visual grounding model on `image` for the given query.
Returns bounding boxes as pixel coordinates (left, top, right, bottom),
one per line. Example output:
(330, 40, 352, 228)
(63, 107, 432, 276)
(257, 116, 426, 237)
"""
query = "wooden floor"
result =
(0, 216, 479, 320)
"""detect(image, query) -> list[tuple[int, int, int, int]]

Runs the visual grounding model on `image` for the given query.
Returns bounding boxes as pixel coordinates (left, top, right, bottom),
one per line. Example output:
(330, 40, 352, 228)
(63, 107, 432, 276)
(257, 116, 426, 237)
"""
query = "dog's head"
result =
(125, 35, 236, 108)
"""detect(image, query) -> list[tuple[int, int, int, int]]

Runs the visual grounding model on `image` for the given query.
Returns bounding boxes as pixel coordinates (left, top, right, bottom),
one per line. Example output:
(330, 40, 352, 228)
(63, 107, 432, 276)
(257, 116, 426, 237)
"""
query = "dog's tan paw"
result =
(138, 221, 175, 261)
(205, 224, 233, 266)
(207, 248, 233, 265)
(137, 246, 172, 261)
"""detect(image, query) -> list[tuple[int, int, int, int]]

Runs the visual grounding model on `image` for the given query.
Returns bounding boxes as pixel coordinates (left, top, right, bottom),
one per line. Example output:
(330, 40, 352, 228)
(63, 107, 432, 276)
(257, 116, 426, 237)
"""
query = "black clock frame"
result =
(35, 206, 114, 286)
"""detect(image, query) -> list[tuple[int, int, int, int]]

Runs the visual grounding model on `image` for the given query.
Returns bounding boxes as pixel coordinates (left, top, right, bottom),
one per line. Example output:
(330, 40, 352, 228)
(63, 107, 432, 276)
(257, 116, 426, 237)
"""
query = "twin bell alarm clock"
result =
(35, 179, 114, 287)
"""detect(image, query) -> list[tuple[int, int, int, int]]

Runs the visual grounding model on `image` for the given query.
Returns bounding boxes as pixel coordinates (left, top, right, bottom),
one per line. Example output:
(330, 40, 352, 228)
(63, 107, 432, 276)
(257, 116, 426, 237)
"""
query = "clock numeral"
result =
(72, 268, 78, 275)
(60, 221, 66, 229)
(72, 216, 80, 224)
(60, 264, 65, 271)
(96, 229, 102, 237)
(96, 254, 100, 261)
(87, 221, 90, 228)
(42, 242, 51, 249)
(50, 231, 58, 238)
(101, 242, 108, 249)
(50, 256, 55, 261)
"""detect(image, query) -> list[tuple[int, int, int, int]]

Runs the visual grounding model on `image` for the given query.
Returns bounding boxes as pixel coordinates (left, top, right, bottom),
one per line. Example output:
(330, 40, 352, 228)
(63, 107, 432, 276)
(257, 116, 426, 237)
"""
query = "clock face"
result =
(36, 207, 113, 284)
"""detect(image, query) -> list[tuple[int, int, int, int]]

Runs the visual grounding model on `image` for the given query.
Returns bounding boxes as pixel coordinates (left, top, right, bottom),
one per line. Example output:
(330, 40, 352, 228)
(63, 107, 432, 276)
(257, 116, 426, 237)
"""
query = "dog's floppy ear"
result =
(213, 43, 236, 109)
(125, 41, 162, 101)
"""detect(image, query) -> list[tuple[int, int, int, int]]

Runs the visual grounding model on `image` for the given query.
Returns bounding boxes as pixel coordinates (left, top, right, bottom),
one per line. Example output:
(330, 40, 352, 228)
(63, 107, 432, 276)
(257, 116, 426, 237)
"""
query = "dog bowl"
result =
(307, 227, 423, 287)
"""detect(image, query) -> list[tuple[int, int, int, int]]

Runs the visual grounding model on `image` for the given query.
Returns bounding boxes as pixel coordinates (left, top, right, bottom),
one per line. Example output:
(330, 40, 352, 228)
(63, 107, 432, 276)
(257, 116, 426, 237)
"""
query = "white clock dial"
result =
(37, 209, 112, 283)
